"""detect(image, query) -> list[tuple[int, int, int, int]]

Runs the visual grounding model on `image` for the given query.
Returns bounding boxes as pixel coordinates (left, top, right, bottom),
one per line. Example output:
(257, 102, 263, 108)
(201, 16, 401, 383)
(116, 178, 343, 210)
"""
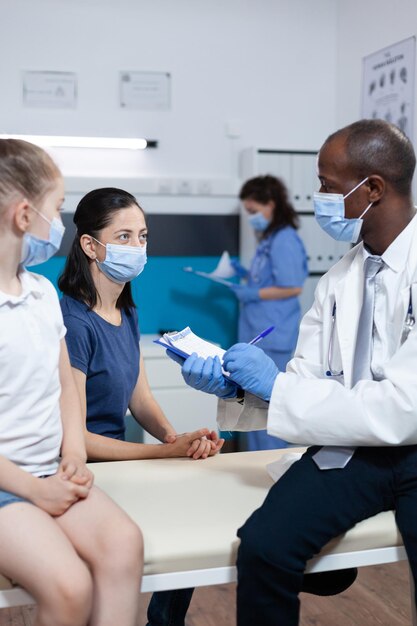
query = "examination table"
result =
(0, 449, 414, 622)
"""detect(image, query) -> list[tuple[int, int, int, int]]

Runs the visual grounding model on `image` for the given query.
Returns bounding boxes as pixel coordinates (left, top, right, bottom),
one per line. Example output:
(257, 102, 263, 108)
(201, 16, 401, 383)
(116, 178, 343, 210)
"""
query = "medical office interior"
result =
(2, 0, 417, 624)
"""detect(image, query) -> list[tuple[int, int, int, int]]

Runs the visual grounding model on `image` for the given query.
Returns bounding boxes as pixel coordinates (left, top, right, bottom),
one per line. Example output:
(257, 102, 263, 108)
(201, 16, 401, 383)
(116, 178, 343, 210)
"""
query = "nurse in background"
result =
(230, 175, 308, 450)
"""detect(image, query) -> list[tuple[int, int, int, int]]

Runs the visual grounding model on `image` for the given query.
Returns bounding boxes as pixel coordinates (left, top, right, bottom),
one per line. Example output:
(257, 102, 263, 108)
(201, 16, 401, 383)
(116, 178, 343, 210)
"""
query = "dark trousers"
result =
(237, 445, 417, 625)
(147, 588, 194, 626)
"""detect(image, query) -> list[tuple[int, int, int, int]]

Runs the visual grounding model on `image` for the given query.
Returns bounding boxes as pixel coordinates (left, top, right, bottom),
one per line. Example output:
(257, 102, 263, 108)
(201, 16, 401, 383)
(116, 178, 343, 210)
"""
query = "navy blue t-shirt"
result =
(60, 295, 140, 440)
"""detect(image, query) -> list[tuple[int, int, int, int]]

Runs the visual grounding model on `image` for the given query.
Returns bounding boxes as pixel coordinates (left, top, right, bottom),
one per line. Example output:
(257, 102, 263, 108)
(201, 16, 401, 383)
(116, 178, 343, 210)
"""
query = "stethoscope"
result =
(250, 239, 270, 283)
(326, 286, 415, 377)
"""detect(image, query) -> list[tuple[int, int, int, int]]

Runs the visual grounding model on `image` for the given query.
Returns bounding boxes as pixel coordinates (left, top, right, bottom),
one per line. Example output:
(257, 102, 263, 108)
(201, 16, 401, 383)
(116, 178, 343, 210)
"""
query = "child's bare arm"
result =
(59, 339, 88, 462)
(0, 454, 88, 515)
(58, 339, 94, 489)
(0, 454, 38, 497)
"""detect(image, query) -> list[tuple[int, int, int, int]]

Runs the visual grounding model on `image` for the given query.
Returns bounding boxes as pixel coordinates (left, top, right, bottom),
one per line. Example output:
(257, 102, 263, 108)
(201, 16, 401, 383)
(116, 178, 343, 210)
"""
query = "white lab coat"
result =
(218, 219, 417, 447)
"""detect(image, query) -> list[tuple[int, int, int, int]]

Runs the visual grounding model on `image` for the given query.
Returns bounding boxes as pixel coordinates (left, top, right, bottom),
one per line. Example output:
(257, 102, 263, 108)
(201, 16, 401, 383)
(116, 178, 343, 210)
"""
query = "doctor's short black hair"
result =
(325, 119, 416, 196)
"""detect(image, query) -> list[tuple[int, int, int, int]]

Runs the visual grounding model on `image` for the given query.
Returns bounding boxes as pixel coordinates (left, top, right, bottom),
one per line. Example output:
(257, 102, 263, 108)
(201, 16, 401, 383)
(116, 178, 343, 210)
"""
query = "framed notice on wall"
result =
(119, 71, 171, 110)
(22, 71, 77, 109)
(361, 37, 416, 140)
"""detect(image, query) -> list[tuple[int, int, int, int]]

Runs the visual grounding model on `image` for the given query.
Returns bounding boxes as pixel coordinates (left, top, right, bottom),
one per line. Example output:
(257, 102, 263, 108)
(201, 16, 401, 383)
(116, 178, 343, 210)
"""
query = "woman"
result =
(230, 175, 308, 450)
(58, 187, 223, 626)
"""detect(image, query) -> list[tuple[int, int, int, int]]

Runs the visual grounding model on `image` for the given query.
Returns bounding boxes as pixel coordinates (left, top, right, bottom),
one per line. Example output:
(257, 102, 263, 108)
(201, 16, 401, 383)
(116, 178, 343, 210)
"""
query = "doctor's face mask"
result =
(313, 177, 374, 243)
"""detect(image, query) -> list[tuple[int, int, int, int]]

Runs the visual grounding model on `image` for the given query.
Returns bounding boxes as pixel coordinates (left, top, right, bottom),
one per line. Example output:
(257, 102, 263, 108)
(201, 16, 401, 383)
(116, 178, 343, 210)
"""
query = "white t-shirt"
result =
(0, 270, 65, 476)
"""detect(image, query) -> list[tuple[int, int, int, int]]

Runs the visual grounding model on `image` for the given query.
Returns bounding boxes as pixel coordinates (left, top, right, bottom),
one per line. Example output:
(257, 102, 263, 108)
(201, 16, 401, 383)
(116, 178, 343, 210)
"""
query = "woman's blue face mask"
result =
(93, 238, 147, 284)
(313, 177, 373, 243)
(248, 212, 271, 232)
(20, 207, 65, 267)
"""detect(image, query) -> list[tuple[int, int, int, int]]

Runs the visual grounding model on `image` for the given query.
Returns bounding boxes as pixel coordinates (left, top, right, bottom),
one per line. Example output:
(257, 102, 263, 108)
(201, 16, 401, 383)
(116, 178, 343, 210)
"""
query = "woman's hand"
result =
(31, 473, 90, 517)
(163, 432, 178, 444)
(161, 428, 215, 459)
(164, 430, 224, 460)
(187, 430, 224, 459)
(58, 455, 94, 489)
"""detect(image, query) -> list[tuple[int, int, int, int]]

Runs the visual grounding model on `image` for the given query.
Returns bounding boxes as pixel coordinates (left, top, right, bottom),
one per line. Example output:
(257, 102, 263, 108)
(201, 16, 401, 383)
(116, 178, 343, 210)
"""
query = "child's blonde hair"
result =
(0, 139, 61, 213)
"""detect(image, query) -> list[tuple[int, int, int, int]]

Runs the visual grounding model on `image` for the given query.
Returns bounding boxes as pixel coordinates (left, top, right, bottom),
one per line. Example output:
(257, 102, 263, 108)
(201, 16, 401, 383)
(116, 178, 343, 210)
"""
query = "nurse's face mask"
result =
(248, 212, 271, 232)
(313, 177, 373, 243)
(21, 206, 65, 267)
(92, 238, 147, 284)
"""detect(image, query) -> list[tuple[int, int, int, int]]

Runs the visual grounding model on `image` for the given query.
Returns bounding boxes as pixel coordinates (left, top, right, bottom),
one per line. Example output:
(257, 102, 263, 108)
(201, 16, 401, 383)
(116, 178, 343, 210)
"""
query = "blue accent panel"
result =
(133, 256, 238, 348)
(30, 256, 239, 348)
(29, 256, 67, 289)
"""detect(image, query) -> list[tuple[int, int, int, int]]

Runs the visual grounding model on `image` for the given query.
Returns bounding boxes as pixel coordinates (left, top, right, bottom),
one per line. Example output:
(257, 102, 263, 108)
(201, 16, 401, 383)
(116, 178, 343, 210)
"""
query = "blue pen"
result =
(248, 325, 275, 345)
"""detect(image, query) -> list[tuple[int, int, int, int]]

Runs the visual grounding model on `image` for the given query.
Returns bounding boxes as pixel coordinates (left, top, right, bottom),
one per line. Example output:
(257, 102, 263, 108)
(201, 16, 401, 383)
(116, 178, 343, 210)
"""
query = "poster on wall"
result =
(22, 71, 77, 109)
(119, 71, 171, 110)
(361, 37, 416, 140)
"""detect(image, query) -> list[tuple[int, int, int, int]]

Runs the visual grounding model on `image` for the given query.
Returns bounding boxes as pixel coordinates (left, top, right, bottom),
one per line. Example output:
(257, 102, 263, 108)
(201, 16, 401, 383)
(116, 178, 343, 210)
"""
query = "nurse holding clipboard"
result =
(231, 175, 308, 450)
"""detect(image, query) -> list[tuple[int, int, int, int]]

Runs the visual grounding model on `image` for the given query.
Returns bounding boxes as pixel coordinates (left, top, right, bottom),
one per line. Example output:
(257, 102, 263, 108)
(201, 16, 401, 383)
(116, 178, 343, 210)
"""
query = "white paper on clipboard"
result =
(183, 268, 232, 286)
(154, 327, 235, 380)
(183, 251, 235, 287)
(157, 327, 226, 361)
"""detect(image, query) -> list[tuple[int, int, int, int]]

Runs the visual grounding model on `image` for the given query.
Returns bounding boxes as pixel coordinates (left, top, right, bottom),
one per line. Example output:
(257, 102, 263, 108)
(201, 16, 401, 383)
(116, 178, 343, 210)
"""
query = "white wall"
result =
(336, 0, 417, 137)
(1, 0, 337, 178)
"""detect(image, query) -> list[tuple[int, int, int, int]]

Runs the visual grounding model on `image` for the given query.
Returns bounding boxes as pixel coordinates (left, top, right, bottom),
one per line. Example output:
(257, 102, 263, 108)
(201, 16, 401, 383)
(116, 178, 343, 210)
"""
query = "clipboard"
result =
(183, 251, 236, 287)
(153, 336, 190, 360)
(183, 267, 233, 287)
(154, 327, 236, 383)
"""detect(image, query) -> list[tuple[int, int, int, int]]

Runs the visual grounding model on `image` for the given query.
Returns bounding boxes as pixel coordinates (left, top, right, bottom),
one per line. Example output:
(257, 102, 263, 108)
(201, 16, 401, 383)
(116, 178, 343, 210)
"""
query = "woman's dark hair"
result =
(239, 174, 299, 238)
(58, 187, 144, 310)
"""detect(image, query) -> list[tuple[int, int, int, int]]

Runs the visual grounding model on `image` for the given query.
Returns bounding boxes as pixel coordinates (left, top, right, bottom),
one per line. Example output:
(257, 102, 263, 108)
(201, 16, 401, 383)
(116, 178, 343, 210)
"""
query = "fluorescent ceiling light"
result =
(0, 134, 152, 150)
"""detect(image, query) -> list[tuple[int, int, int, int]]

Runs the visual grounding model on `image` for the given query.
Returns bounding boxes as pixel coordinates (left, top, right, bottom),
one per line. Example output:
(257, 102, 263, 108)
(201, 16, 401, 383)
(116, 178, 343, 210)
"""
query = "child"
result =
(0, 138, 143, 626)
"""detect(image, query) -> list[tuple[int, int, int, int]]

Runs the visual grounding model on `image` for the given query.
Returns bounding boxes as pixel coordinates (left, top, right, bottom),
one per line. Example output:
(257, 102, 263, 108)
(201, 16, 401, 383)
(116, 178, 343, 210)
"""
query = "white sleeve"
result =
(217, 393, 268, 432)
(216, 276, 330, 435)
(267, 328, 417, 446)
(266, 257, 417, 446)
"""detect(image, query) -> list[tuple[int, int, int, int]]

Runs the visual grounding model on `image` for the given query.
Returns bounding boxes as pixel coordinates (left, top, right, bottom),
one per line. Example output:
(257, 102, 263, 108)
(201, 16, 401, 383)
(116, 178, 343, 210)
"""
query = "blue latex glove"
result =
(230, 258, 249, 279)
(180, 353, 237, 399)
(229, 284, 260, 304)
(223, 343, 279, 401)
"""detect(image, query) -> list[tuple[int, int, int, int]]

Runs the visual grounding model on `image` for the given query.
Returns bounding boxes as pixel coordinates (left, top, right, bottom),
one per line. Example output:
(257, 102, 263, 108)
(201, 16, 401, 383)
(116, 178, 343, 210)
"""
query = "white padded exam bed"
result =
(0, 450, 413, 622)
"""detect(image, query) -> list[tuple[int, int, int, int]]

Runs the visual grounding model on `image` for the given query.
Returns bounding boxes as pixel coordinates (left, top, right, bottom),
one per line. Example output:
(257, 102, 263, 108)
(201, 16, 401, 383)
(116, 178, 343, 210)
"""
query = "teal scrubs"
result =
(239, 226, 308, 450)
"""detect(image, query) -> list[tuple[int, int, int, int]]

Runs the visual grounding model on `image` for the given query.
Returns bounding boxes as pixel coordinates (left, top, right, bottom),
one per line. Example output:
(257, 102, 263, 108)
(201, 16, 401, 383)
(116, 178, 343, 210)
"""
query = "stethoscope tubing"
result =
(326, 287, 414, 378)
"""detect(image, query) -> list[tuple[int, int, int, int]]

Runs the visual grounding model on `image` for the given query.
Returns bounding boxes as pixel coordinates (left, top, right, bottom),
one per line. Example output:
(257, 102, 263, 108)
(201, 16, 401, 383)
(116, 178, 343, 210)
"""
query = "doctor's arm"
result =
(266, 275, 417, 446)
(269, 337, 417, 447)
(167, 351, 270, 430)
(219, 277, 327, 433)
(174, 347, 279, 402)
(228, 275, 328, 399)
